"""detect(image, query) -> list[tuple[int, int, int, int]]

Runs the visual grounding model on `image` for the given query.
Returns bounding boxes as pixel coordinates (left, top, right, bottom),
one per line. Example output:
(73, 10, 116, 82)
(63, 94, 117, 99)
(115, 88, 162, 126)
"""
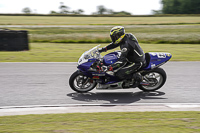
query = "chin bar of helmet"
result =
(114, 34, 125, 44)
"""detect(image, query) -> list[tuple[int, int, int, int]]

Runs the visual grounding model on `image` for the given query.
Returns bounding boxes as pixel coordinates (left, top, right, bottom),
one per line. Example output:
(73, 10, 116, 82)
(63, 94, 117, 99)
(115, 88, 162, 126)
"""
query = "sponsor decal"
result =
(92, 73, 105, 76)
(166, 53, 171, 57)
(92, 76, 99, 79)
(122, 48, 127, 53)
(151, 63, 156, 69)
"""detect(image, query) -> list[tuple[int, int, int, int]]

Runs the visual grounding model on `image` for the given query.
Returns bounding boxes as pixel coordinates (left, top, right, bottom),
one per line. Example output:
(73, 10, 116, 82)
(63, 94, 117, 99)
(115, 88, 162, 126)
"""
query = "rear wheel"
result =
(138, 67, 166, 92)
(69, 70, 97, 93)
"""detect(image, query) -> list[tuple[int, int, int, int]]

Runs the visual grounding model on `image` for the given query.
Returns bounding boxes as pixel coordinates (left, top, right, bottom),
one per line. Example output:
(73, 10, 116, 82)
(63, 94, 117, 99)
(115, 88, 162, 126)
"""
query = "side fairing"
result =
(77, 59, 98, 71)
(77, 62, 94, 71)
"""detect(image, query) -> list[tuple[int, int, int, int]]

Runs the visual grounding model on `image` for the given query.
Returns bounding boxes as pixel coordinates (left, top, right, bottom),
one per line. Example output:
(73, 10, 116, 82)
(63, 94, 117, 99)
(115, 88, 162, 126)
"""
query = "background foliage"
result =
(162, 0, 200, 14)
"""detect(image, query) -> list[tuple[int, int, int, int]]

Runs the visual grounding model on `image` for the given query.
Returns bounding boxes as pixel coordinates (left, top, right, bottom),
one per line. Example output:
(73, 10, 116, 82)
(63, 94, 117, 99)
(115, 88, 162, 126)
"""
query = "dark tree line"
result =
(50, 2, 84, 14)
(161, 0, 200, 14)
(93, 5, 131, 15)
(22, 3, 131, 15)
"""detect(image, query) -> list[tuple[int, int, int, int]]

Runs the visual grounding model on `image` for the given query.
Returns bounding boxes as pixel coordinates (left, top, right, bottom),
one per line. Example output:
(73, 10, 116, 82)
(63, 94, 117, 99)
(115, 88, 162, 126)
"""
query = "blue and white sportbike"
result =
(69, 45, 172, 93)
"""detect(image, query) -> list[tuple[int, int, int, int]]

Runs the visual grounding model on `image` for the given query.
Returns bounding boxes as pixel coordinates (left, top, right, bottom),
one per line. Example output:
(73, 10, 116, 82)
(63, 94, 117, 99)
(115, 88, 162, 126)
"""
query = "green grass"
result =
(0, 16, 200, 25)
(0, 43, 199, 62)
(2, 24, 199, 44)
(1, 16, 200, 44)
(0, 112, 200, 133)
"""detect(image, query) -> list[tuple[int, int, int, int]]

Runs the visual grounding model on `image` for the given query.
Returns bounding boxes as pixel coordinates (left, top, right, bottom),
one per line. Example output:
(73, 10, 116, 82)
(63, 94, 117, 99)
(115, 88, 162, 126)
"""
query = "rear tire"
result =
(69, 70, 97, 93)
(138, 67, 166, 92)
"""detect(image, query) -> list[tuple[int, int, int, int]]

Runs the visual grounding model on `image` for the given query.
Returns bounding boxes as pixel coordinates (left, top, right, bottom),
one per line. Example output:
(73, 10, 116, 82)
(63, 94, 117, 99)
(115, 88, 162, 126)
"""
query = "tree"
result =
(59, 2, 69, 14)
(161, 0, 200, 14)
(113, 11, 131, 15)
(72, 9, 84, 14)
(22, 7, 31, 14)
(97, 5, 107, 14)
(152, 10, 162, 15)
(50, 11, 57, 14)
(180, 0, 200, 14)
(93, 5, 132, 15)
(106, 9, 114, 14)
(77, 9, 84, 14)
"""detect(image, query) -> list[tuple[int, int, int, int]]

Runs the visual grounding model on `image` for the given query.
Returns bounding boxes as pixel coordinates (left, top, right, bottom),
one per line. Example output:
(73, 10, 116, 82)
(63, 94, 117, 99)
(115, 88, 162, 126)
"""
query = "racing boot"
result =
(132, 73, 142, 88)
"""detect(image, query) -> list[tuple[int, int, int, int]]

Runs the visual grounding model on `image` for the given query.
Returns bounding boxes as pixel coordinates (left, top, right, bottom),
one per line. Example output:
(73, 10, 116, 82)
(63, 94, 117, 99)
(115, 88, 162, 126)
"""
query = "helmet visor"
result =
(110, 33, 123, 43)
(110, 34, 117, 43)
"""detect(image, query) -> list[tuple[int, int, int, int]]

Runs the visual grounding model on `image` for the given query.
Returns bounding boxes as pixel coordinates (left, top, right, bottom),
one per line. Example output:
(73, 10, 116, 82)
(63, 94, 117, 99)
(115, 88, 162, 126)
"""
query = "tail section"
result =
(143, 52, 172, 70)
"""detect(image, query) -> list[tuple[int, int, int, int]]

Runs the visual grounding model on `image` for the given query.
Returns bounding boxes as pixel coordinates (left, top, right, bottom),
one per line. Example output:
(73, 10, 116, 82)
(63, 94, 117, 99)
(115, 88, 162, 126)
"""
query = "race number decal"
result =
(157, 53, 166, 58)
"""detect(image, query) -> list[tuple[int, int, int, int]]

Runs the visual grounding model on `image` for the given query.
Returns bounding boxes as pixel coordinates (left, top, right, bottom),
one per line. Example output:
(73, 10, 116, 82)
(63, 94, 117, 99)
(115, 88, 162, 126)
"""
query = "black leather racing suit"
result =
(104, 33, 146, 80)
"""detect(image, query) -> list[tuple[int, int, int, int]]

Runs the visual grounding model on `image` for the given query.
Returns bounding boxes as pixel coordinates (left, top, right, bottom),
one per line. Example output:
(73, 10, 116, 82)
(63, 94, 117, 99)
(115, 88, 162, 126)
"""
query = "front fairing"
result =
(77, 45, 101, 79)
(77, 58, 99, 71)
(78, 60, 120, 84)
(77, 46, 121, 85)
(77, 61, 94, 72)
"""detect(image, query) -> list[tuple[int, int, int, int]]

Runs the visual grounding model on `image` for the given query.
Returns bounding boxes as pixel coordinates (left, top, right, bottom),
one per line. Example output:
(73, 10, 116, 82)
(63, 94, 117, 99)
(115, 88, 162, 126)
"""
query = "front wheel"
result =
(69, 70, 97, 93)
(138, 67, 167, 92)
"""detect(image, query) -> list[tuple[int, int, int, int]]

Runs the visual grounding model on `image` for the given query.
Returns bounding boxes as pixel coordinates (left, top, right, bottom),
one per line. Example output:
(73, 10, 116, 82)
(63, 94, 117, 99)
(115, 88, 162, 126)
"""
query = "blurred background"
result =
(0, 0, 199, 62)
(0, 2, 200, 132)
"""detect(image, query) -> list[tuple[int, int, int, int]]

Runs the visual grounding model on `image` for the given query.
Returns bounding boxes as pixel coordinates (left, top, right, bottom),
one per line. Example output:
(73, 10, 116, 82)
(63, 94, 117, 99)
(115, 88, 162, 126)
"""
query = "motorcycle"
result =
(69, 45, 172, 93)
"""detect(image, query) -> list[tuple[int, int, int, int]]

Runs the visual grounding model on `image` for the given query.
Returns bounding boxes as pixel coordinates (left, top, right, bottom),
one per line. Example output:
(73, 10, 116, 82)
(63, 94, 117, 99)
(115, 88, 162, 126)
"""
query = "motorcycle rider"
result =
(98, 26, 146, 87)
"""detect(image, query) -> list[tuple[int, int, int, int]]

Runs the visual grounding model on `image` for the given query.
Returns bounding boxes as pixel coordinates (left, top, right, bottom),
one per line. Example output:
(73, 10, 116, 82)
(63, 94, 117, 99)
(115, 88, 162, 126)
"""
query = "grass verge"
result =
(0, 112, 200, 133)
(0, 43, 199, 62)
(0, 16, 200, 25)
(5, 25, 200, 44)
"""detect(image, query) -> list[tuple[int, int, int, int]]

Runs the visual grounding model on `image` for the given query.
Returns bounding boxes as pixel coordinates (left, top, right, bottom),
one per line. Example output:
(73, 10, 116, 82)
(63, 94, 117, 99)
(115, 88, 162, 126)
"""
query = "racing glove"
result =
(98, 47, 107, 53)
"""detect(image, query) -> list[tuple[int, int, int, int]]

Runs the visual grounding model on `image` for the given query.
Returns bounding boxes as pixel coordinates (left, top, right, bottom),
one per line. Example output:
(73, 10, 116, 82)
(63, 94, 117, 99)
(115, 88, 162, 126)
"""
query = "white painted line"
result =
(1, 103, 200, 109)
(0, 62, 76, 63)
(166, 105, 200, 108)
(1, 103, 200, 116)
(0, 25, 113, 28)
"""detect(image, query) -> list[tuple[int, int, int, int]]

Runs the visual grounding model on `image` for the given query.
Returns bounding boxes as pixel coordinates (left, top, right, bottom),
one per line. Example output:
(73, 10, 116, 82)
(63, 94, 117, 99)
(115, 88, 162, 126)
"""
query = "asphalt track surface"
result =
(0, 62, 200, 115)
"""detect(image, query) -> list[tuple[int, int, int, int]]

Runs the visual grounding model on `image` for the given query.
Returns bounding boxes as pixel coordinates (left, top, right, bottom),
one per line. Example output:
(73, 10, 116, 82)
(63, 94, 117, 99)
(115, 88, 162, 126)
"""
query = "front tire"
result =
(69, 70, 97, 93)
(138, 67, 167, 92)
